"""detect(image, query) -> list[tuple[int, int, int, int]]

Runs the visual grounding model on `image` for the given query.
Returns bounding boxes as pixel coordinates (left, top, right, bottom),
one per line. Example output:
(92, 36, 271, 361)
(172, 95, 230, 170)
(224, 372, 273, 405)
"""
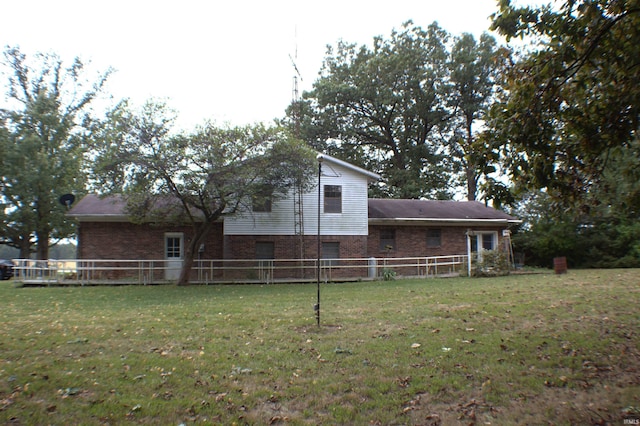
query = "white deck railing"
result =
(10, 254, 468, 285)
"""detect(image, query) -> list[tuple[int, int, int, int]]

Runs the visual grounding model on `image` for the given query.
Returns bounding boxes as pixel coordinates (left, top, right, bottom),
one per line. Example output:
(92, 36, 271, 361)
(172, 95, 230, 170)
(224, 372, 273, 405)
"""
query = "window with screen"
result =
(324, 185, 342, 213)
(255, 242, 275, 259)
(166, 236, 182, 259)
(470, 232, 497, 253)
(426, 229, 442, 248)
(379, 228, 396, 251)
(252, 186, 273, 212)
(321, 242, 340, 267)
(482, 233, 495, 250)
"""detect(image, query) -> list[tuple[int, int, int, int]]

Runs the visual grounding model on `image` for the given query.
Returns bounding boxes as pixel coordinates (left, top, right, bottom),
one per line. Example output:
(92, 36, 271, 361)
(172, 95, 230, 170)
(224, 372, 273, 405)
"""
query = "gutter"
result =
(368, 218, 522, 226)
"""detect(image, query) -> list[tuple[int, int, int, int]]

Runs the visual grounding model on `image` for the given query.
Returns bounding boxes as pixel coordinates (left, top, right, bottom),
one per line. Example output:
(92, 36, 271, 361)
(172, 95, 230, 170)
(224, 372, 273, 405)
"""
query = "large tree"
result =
(447, 32, 506, 201)
(297, 21, 454, 199)
(290, 22, 507, 201)
(488, 0, 640, 212)
(0, 46, 112, 259)
(91, 100, 316, 285)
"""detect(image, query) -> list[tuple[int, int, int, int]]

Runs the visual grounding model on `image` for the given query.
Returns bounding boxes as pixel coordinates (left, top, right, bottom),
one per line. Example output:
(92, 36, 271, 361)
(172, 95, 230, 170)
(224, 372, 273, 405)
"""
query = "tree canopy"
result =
(0, 46, 112, 258)
(91, 100, 316, 284)
(448, 32, 506, 200)
(289, 21, 505, 200)
(489, 0, 640, 212)
(491, 0, 640, 267)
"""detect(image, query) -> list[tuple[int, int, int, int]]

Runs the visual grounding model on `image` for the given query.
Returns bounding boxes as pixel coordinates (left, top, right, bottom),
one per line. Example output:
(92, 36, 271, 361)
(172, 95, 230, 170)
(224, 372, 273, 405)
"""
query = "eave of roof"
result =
(72, 214, 130, 222)
(320, 153, 381, 182)
(68, 194, 127, 221)
(368, 218, 521, 226)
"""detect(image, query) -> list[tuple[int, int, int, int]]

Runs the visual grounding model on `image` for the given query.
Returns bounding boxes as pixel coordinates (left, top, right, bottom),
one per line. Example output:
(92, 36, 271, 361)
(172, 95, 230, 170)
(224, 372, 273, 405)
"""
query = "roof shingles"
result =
(368, 199, 518, 222)
(69, 195, 519, 224)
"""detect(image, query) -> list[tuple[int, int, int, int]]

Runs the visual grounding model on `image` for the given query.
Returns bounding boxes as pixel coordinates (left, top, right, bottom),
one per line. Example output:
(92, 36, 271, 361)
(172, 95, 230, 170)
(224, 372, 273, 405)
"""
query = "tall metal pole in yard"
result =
(315, 154, 323, 326)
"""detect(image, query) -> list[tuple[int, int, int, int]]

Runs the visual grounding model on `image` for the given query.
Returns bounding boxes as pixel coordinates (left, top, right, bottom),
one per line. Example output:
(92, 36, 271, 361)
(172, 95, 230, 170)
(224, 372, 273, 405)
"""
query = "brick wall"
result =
(367, 224, 508, 277)
(77, 221, 224, 280)
(77, 221, 507, 281)
(222, 234, 368, 279)
(368, 225, 507, 257)
(78, 222, 224, 259)
(79, 222, 505, 261)
(223, 234, 367, 259)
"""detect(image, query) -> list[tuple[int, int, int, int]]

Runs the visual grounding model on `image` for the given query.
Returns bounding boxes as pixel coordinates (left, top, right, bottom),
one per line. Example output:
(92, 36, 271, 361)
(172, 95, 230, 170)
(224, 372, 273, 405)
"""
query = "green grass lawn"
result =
(1, 269, 639, 425)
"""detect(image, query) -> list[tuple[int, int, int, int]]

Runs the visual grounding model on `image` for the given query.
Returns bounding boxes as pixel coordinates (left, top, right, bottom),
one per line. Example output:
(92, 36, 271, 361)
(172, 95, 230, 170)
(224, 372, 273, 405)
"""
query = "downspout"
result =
(466, 229, 472, 277)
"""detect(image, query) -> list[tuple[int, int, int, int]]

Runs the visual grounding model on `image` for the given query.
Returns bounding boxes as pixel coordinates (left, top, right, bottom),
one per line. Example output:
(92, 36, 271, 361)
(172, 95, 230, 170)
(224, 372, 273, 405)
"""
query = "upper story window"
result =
(426, 229, 442, 248)
(324, 185, 342, 213)
(252, 186, 272, 212)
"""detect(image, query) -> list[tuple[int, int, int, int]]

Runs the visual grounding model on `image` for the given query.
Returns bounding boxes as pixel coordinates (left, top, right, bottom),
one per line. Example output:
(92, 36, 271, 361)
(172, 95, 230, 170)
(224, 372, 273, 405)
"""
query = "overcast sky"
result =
(1, 0, 539, 131)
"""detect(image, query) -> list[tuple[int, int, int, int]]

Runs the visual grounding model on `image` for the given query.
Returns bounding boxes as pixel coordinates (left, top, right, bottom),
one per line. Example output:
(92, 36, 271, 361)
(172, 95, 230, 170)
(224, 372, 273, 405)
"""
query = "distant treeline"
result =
(0, 244, 77, 260)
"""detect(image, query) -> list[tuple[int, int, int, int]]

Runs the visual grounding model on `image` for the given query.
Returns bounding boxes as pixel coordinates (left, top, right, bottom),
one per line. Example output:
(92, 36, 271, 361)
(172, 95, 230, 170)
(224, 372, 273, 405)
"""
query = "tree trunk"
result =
(466, 166, 477, 201)
(465, 118, 477, 201)
(177, 245, 196, 286)
(36, 230, 49, 260)
(18, 234, 32, 259)
(176, 221, 215, 286)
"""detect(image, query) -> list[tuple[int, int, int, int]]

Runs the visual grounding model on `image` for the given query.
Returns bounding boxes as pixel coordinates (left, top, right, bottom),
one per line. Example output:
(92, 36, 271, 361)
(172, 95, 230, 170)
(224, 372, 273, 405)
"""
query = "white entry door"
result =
(165, 233, 184, 280)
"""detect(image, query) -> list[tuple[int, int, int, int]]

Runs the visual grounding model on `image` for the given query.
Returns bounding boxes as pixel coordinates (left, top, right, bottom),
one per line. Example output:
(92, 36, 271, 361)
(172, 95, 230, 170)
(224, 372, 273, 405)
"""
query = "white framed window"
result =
(470, 231, 498, 254)
(324, 185, 342, 213)
(165, 233, 183, 259)
(481, 233, 495, 251)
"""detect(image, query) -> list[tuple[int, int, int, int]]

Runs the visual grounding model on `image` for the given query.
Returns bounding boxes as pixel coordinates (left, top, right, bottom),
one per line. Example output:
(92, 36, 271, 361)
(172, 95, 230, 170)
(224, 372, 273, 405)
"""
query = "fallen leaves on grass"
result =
(231, 366, 253, 375)
(58, 387, 82, 398)
(396, 376, 412, 388)
(66, 337, 88, 344)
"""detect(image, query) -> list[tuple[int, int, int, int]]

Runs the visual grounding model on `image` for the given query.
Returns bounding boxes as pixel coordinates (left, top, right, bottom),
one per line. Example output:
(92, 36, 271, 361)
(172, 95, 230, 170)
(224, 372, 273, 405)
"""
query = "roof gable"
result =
(320, 153, 380, 182)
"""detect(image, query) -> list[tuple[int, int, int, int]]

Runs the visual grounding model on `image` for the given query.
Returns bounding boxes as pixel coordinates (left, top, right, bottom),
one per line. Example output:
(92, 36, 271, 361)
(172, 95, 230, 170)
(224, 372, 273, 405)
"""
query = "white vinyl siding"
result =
(224, 161, 371, 236)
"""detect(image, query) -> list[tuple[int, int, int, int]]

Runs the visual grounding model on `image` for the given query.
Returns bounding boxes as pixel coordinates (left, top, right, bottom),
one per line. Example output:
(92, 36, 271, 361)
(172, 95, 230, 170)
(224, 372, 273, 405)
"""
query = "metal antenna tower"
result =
(290, 30, 306, 273)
